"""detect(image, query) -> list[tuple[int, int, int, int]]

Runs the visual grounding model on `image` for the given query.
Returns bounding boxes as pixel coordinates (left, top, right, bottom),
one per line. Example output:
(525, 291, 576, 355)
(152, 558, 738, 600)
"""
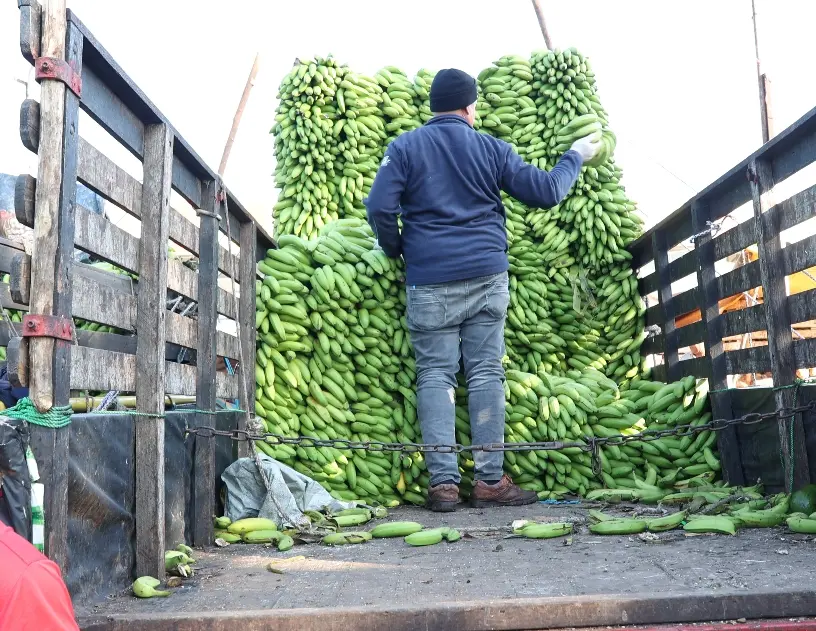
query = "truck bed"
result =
(78, 503, 816, 630)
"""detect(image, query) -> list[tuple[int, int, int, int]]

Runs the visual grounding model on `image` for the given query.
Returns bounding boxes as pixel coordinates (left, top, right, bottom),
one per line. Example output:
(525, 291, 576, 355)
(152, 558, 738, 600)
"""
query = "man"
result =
(364, 68, 600, 512)
(0, 521, 79, 630)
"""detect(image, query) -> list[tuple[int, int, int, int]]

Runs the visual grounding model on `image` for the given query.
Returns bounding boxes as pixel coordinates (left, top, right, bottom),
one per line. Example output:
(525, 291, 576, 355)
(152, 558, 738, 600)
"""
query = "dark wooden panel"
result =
(675, 356, 711, 379)
(26, 15, 84, 570)
(671, 287, 700, 318)
(640, 272, 657, 296)
(193, 181, 219, 547)
(628, 101, 816, 263)
(783, 233, 816, 277)
(693, 200, 743, 484)
(650, 363, 667, 383)
(751, 157, 810, 489)
(790, 289, 816, 325)
(18, 0, 41, 64)
(134, 123, 173, 580)
(721, 302, 765, 338)
(667, 250, 698, 285)
(237, 218, 257, 458)
(676, 320, 704, 349)
(645, 303, 662, 327)
(712, 219, 755, 261)
(725, 345, 771, 374)
(717, 261, 761, 300)
(652, 231, 680, 381)
(641, 334, 662, 356)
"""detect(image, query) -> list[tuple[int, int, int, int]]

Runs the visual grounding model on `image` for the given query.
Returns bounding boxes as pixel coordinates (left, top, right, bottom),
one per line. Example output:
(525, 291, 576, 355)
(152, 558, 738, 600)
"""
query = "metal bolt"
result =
(41, 61, 50, 71)
(27, 321, 35, 329)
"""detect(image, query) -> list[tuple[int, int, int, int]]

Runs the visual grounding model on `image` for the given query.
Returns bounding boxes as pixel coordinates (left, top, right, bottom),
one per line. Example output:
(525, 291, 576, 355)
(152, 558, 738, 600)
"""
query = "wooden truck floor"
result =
(78, 503, 816, 630)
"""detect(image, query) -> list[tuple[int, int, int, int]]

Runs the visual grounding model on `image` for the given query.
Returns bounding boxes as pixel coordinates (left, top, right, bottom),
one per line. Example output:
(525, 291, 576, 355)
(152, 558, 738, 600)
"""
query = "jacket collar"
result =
(425, 114, 473, 129)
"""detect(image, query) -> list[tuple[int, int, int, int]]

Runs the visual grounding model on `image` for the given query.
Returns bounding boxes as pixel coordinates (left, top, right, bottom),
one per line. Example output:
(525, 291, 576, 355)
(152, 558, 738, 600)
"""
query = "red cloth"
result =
(0, 523, 78, 631)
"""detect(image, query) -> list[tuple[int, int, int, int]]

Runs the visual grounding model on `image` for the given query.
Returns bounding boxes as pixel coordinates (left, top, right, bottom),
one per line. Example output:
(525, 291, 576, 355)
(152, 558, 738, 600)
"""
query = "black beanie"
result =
(430, 69, 477, 113)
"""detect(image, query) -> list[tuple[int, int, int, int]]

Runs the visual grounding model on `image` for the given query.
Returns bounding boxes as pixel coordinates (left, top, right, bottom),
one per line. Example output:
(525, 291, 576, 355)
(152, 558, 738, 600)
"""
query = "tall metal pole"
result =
(219, 53, 261, 177)
(531, 0, 553, 51)
(752, 0, 773, 143)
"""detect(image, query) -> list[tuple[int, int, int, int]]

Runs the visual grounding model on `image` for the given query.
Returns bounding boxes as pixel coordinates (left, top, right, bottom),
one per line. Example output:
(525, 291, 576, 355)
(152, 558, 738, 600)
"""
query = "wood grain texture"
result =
(751, 158, 810, 490)
(27, 3, 80, 572)
(19, 98, 40, 154)
(193, 180, 219, 546)
(14, 174, 36, 228)
(692, 201, 744, 485)
(134, 123, 173, 579)
(651, 230, 680, 382)
(237, 218, 257, 458)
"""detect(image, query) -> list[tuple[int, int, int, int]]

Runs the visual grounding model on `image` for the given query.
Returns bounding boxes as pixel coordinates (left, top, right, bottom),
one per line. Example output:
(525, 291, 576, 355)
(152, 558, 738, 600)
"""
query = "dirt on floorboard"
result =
(78, 503, 816, 617)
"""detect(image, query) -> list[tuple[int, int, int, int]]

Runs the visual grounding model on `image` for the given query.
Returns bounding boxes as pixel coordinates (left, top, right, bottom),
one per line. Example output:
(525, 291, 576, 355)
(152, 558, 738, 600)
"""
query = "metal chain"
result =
(186, 400, 816, 467)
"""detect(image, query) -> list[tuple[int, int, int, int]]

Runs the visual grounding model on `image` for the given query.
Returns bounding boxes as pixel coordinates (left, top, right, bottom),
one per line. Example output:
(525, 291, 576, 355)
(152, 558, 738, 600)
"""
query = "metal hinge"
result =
(35, 56, 82, 97)
(22, 314, 74, 342)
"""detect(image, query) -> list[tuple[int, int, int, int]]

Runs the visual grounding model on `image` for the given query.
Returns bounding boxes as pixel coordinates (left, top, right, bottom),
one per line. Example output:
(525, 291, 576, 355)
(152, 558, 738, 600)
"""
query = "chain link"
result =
(186, 400, 816, 467)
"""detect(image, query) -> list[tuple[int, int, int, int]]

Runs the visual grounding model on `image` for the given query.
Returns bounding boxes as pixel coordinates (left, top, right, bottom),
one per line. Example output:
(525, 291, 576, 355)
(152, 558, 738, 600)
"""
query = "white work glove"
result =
(570, 132, 602, 162)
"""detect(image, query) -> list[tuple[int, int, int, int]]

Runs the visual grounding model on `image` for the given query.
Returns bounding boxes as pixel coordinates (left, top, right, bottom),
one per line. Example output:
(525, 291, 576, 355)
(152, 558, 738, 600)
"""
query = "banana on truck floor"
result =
(78, 502, 816, 628)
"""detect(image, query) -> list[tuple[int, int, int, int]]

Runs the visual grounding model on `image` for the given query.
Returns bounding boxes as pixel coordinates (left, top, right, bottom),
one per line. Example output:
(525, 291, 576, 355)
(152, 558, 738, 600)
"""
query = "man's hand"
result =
(570, 132, 602, 162)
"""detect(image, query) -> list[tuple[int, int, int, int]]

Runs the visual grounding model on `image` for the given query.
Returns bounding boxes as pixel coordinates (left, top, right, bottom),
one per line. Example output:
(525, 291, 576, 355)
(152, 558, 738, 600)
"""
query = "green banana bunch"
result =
(513, 521, 573, 539)
(132, 576, 171, 598)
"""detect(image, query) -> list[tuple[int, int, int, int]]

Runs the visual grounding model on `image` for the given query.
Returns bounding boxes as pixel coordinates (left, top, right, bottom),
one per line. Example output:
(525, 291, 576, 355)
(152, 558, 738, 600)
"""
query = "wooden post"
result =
(26, 0, 82, 570)
(193, 180, 220, 546)
(750, 158, 810, 490)
(651, 230, 681, 382)
(218, 54, 260, 178)
(237, 216, 257, 459)
(530, 0, 554, 51)
(134, 123, 174, 578)
(692, 201, 744, 485)
(751, 0, 774, 143)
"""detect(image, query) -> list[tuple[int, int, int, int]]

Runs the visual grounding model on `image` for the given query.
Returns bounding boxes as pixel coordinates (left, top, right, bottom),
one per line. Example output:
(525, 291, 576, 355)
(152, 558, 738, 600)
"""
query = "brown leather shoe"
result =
(471, 474, 538, 508)
(427, 483, 459, 512)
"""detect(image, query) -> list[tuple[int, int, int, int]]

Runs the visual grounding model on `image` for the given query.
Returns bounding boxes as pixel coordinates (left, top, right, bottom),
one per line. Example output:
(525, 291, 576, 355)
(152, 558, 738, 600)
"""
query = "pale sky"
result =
(2, 0, 815, 236)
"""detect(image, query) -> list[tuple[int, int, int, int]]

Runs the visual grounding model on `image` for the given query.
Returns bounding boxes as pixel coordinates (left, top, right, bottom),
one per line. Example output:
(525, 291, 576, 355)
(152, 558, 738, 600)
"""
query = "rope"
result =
(3, 397, 72, 428)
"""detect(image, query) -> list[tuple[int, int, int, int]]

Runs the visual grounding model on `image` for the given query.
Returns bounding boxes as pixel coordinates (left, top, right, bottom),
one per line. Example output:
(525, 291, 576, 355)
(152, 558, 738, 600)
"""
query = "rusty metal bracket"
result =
(22, 314, 74, 342)
(35, 56, 82, 97)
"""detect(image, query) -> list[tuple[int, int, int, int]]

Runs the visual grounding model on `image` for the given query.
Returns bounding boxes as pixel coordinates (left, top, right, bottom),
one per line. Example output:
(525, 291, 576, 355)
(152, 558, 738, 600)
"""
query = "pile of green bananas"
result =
(262, 48, 722, 504)
(255, 218, 430, 506)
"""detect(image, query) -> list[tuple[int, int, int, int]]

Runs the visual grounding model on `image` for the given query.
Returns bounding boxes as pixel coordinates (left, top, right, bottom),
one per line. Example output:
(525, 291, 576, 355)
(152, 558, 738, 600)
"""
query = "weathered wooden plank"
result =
(645, 303, 662, 328)
(712, 219, 755, 261)
(134, 123, 173, 580)
(717, 260, 761, 300)
(166, 259, 237, 320)
(671, 287, 700, 319)
(693, 200, 744, 485)
(0, 242, 25, 274)
(790, 289, 816, 325)
(751, 158, 810, 490)
(165, 361, 239, 398)
(72, 273, 134, 330)
(70, 347, 136, 391)
(651, 231, 680, 381)
(650, 363, 667, 383)
(725, 345, 770, 374)
(26, 7, 81, 571)
(640, 272, 658, 296)
(676, 356, 711, 379)
(777, 182, 816, 233)
(18, 0, 41, 64)
(721, 302, 765, 338)
(14, 174, 36, 228)
(74, 203, 139, 273)
(667, 250, 699, 286)
(628, 101, 816, 265)
(237, 218, 257, 458)
(641, 334, 663, 357)
(19, 98, 40, 153)
(193, 181, 219, 547)
(676, 320, 705, 349)
(783, 233, 816, 277)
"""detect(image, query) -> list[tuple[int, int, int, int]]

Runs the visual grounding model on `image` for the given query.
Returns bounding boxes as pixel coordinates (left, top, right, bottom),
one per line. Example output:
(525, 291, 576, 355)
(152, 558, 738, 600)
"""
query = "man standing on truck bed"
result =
(364, 68, 600, 512)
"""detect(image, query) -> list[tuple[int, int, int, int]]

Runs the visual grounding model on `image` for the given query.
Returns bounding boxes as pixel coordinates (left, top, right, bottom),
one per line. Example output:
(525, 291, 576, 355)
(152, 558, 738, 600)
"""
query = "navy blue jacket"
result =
(364, 115, 583, 286)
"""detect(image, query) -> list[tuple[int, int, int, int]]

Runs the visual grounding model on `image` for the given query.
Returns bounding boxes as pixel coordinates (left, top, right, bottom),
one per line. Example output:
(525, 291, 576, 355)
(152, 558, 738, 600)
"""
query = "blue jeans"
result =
(406, 271, 509, 486)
